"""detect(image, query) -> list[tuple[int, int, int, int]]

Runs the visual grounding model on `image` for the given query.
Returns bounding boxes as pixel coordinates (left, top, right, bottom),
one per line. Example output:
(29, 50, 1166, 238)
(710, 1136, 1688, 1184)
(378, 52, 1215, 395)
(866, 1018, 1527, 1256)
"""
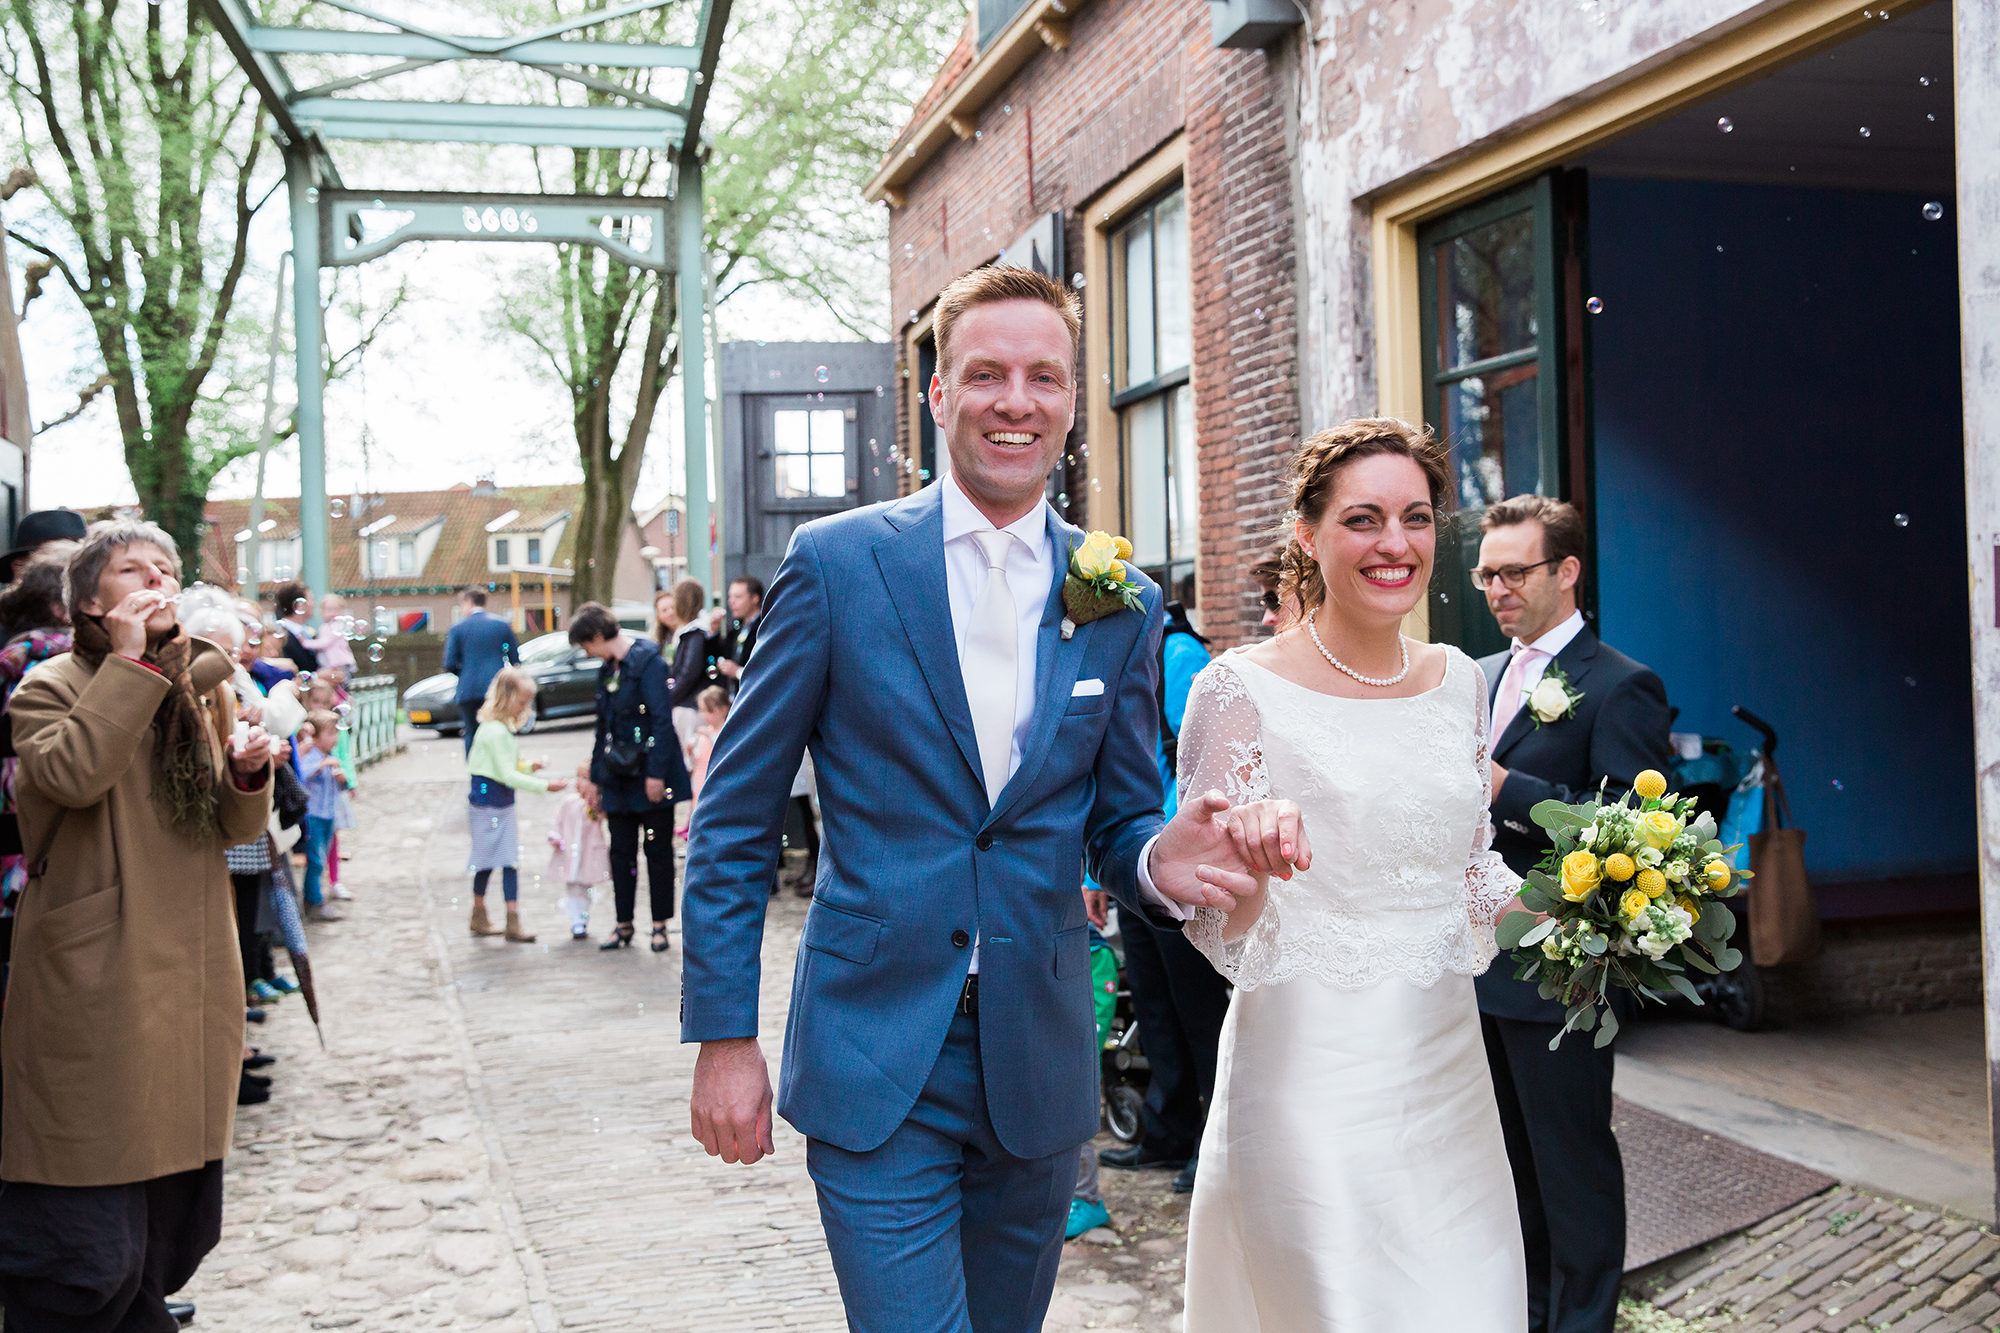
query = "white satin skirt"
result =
(1184, 971, 1528, 1332)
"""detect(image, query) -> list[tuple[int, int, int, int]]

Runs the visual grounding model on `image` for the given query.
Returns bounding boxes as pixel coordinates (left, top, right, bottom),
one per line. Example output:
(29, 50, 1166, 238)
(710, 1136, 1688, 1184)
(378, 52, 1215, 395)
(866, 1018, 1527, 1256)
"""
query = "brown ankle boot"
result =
(505, 910, 536, 943)
(469, 899, 503, 936)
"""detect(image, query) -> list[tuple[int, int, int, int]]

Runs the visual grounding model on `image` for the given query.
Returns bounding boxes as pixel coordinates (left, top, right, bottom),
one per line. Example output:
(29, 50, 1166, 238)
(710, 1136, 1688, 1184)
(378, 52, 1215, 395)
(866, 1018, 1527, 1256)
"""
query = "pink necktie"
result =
(1491, 646, 1545, 739)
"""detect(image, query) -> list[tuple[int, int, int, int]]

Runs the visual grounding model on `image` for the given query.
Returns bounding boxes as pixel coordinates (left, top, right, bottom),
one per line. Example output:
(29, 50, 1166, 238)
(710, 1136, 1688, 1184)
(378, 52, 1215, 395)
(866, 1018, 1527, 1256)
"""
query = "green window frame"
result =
(1417, 175, 1570, 659)
(1112, 185, 1197, 606)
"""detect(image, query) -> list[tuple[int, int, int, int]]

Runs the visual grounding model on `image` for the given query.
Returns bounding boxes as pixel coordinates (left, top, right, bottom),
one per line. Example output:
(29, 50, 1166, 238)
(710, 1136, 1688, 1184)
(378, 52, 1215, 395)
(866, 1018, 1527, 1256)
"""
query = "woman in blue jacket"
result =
(568, 602, 692, 952)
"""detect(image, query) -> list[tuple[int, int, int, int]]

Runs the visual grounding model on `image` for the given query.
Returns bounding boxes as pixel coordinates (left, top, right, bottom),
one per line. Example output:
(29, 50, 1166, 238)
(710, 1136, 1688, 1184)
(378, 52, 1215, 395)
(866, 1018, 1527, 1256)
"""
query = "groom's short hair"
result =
(1481, 494, 1586, 571)
(933, 266, 1081, 376)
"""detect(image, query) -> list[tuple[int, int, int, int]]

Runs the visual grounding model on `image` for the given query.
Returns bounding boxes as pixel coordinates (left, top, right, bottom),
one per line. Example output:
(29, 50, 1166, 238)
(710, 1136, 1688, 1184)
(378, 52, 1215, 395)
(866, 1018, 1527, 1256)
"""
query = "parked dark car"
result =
(402, 630, 625, 736)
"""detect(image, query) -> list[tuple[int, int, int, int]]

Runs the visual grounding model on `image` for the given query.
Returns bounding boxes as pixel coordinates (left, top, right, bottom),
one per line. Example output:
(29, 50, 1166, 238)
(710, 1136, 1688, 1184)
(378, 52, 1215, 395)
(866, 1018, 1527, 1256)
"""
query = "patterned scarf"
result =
(70, 616, 220, 838)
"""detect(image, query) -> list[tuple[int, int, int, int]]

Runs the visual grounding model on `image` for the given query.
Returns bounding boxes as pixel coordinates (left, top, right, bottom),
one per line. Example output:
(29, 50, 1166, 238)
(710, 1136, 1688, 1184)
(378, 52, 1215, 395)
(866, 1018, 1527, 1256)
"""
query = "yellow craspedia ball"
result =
(1676, 894, 1702, 924)
(1636, 867, 1668, 899)
(1107, 560, 1126, 582)
(1604, 853, 1637, 882)
(1112, 535, 1133, 561)
(1619, 888, 1650, 920)
(1633, 769, 1668, 801)
(1703, 859, 1731, 891)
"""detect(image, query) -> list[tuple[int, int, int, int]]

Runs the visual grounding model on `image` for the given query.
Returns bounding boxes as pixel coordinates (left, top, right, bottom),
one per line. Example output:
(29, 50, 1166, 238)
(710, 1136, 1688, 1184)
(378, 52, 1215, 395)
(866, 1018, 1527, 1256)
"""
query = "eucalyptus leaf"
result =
(1681, 949, 1720, 975)
(1594, 1005, 1621, 1048)
(1581, 933, 1608, 956)
(1711, 903, 1738, 941)
(1712, 944, 1743, 971)
(1520, 918, 1559, 947)
(1496, 912, 1537, 950)
(1666, 973, 1704, 1005)
(1531, 801, 1586, 832)
(1519, 886, 1557, 914)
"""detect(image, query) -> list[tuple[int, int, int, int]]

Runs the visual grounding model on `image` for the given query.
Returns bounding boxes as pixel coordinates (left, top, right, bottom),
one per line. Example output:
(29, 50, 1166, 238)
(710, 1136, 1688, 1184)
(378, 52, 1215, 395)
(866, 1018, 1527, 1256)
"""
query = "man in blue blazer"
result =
(442, 587, 518, 754)
(681, 266, 1298, 1333)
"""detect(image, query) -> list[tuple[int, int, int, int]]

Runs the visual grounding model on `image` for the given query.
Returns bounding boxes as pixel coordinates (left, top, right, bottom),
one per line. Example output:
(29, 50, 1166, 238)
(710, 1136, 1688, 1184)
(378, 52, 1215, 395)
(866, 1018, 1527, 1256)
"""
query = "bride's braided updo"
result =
(1277, 418, 1452, 629)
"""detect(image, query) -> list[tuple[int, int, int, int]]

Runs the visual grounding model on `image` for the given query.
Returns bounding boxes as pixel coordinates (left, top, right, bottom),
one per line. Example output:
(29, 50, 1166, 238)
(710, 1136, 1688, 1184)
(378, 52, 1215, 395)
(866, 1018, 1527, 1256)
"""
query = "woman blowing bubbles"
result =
(0, 520, 282, 1331)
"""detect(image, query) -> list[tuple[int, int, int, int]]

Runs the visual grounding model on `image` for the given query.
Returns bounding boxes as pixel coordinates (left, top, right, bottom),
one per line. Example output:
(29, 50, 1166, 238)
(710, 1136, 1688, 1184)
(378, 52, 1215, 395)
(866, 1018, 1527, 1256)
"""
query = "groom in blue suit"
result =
(681, 266, 1287, 1332)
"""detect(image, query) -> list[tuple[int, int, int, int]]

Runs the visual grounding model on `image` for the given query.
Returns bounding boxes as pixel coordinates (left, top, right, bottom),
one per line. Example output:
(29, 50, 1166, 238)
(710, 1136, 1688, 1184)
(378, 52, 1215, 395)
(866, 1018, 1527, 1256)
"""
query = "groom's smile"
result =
(931, 297, 1077, 526)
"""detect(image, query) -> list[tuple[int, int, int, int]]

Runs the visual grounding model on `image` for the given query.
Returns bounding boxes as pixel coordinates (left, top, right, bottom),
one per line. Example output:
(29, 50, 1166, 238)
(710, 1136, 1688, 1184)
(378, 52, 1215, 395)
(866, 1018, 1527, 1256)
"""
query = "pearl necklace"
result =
(1307, 616, 1411, 688)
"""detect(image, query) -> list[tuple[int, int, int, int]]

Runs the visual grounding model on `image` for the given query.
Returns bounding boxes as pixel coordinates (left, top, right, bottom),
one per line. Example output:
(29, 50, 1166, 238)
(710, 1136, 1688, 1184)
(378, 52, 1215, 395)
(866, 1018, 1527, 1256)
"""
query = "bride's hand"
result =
(1220, 798, 1313, 880)
(1147, 792, 1310, 912)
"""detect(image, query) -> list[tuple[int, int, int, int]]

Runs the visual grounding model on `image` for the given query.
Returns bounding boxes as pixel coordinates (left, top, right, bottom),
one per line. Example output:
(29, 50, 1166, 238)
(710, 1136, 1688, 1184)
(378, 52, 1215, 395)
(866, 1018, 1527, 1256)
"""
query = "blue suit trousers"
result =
(807, 1007, 1072, 1333)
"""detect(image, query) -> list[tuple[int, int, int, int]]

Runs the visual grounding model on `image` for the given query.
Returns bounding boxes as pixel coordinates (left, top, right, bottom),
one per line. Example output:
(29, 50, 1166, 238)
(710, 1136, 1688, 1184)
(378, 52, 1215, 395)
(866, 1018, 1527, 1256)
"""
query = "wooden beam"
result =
(948, 113, 976, 141)
(1034, 17, 1070, 50)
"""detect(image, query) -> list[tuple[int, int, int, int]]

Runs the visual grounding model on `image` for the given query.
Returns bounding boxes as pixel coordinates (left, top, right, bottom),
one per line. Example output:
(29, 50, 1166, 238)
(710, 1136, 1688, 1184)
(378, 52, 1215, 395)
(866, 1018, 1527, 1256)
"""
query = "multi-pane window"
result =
(1112, 187, 1197, 606)
(526, 537, 541, 566)
(1418, 176, 1567, 657)
(494, 538, 510, 567)
(774, 408, 847, 500)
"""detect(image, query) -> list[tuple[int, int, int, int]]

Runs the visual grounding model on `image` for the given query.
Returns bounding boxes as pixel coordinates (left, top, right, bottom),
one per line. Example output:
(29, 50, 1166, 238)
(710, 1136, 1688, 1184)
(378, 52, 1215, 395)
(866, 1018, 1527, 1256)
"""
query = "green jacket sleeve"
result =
(466, 721, 551, 793)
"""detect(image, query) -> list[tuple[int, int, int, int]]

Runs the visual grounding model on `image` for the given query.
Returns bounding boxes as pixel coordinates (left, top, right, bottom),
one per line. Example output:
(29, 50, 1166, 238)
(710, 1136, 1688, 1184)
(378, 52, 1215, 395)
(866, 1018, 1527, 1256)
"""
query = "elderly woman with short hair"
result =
(0, 520, 280, 1332)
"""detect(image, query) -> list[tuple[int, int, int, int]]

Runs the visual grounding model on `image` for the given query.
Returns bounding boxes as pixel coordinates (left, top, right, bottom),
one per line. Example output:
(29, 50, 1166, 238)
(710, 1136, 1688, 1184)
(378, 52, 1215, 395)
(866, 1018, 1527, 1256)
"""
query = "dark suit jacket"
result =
(1475, 624, 1673, 1022)
(716, 613, 758, 695)
(442, 611, 519, 705)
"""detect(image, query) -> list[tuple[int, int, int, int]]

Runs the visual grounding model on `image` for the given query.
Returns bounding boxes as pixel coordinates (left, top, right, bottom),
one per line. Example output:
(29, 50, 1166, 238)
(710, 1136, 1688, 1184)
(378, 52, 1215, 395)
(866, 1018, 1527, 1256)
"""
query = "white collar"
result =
(672, 620, 704, 643)
(941, 473, 1048, 553)
(1515, 608, 1586, 658)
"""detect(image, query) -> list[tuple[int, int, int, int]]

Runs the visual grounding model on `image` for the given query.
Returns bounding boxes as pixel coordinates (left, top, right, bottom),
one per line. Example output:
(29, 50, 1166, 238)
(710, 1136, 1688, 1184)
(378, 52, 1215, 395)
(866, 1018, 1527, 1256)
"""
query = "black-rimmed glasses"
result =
(1468, 558, 1560, 591)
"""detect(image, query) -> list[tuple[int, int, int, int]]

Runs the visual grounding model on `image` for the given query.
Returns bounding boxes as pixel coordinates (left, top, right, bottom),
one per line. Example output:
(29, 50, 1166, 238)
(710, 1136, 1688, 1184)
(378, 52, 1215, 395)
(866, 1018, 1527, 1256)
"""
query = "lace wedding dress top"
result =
(1178, 645, 1528, 1332)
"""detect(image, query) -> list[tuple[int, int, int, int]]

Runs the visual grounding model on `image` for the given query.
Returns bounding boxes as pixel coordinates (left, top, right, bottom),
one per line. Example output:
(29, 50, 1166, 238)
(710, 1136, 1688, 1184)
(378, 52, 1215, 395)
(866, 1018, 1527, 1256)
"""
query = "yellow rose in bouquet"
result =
(1638, 810, 1681, 850)
(1559, 851, 1602, 902)
(1073, 531, 1120, 579)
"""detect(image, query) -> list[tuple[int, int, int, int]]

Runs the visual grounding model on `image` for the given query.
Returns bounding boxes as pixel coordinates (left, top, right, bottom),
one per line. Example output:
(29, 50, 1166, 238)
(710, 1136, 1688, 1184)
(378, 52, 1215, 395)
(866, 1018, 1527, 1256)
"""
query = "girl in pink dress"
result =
(546, 765, 612, 941)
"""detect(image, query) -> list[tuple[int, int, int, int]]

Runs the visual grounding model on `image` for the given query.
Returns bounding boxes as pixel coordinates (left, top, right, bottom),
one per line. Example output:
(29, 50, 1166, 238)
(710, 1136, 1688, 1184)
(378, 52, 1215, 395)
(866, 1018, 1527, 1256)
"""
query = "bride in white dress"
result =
(1176, 420, 1529, 1331)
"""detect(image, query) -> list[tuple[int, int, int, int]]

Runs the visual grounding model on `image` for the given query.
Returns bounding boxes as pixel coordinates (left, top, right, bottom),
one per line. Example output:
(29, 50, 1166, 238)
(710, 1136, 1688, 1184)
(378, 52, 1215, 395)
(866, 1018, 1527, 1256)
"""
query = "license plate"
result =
(407, 710, 431, 723)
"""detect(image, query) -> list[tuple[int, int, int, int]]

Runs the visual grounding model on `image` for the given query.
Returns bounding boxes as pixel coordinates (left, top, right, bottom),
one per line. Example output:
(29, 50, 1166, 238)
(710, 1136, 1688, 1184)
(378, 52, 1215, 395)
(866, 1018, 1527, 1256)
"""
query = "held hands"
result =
(1147, 791, 1313, 912)
(690, 1037, 775, 1165)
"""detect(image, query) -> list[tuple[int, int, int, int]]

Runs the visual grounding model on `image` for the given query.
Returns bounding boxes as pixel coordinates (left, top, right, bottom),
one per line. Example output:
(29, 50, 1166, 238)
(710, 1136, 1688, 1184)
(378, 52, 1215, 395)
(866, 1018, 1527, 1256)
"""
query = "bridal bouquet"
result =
(1494, 769, 1748, 1049)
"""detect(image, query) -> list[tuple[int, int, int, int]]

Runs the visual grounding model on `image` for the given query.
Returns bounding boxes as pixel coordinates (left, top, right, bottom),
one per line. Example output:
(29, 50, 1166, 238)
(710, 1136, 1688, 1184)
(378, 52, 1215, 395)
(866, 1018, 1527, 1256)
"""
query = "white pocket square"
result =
(1071, 679, 1105, 698)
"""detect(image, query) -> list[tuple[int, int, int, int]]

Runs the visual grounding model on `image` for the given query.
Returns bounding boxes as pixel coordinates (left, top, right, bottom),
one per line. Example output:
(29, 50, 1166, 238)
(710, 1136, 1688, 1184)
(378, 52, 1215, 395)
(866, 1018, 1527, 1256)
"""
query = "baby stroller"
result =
(1098, 926, 1151, 1142)
(1661, 704, 1775, 1031)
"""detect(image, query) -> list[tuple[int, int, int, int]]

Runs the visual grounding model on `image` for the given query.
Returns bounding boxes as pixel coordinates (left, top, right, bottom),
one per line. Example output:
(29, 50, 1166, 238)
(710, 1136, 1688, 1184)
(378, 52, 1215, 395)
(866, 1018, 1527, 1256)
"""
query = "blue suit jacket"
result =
(680, 484, 1170, 1160)
(442, 611, 519, 705)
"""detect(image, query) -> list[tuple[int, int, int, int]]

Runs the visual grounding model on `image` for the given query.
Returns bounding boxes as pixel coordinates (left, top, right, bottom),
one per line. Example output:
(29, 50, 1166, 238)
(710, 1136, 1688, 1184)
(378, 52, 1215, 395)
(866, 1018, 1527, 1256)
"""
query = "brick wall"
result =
(1760, 918, 1983, 1024)
(885, 0, 1300, 647)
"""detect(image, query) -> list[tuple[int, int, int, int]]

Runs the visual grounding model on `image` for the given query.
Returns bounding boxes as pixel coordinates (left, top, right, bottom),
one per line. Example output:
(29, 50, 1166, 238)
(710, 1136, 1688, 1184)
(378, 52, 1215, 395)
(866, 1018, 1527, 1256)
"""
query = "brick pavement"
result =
(185, 727, 1188, 1331)
(1623, 1185, 2000, 1332)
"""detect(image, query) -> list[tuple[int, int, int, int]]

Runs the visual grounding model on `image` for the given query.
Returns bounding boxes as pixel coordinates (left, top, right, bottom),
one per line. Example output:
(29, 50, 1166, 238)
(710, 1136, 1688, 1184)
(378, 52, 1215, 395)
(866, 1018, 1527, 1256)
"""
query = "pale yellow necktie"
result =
(962, 530, 1017, 805)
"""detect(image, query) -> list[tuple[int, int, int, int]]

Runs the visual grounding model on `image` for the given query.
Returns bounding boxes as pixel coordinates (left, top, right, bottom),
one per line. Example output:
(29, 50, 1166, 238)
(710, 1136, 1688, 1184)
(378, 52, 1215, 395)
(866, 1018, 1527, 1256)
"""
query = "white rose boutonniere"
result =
(1524, 662, 1584, 728)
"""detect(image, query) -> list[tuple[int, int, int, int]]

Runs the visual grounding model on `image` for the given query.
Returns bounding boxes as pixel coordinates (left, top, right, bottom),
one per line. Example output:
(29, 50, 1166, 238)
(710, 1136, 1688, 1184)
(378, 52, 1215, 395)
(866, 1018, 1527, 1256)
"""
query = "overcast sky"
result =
(17, 190, 863, 514)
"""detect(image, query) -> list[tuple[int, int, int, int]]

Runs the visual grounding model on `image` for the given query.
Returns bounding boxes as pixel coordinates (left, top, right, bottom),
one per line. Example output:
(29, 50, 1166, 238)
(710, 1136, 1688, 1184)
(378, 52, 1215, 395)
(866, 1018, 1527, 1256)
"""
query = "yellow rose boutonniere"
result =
(1061, 531, 1146, 639)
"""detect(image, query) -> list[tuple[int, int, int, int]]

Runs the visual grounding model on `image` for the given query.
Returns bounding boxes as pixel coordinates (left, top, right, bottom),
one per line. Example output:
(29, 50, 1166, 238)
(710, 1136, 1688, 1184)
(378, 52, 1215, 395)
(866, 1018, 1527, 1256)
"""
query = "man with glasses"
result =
(1472, 495, 1672, 1333)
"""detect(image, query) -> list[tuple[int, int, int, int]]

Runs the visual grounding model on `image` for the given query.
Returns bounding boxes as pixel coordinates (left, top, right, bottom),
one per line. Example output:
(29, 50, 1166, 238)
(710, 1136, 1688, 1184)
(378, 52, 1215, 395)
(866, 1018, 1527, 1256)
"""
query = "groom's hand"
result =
(691, 1037, 776, 1165)
(1146, 791, 1311, 911)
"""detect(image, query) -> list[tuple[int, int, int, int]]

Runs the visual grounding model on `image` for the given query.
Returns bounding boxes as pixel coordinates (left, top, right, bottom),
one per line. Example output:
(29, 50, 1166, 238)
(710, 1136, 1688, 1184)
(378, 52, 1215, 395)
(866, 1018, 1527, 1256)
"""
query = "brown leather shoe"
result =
(505, 912, 536, 944)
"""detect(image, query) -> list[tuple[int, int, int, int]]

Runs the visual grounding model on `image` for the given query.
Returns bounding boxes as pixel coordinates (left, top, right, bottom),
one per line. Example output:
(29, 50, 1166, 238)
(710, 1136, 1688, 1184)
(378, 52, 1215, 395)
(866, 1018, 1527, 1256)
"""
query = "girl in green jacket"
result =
(466, 667, 567, 941)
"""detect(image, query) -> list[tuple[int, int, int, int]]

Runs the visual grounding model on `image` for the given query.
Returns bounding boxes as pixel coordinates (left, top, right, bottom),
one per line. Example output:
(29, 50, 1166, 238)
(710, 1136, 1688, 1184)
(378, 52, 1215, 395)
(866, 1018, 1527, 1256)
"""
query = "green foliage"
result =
(2, 0, 269, 556)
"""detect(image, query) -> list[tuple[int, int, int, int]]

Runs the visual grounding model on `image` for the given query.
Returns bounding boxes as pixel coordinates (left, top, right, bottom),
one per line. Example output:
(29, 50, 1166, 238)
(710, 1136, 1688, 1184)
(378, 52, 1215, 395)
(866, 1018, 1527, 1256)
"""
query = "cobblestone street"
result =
(183, 728, 1189, 1331)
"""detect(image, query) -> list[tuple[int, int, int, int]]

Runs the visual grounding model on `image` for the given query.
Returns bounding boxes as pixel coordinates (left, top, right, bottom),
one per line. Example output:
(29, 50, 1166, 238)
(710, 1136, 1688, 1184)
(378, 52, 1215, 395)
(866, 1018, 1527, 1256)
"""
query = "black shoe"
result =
(571, 924, 589, 940)
(242, 1072, 272, 1089)
(599, 924, 635, 951)
(650, 925, 670, 953)
(244, 1008, 266, 1024)
(237, 1074, 270, 1106)
(244, 1053, 277, 1070)
(1098, 1144, 1190, 1172)
(167, 1301, 194, 1327)
(1172, 1155, 1199, 1194)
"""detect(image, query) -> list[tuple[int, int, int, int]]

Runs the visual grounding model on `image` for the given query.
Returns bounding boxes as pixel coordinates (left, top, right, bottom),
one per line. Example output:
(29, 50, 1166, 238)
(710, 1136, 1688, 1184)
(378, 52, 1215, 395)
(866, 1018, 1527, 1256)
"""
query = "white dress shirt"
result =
(1510, 609, 1587, 692)
(938, 475, 1183, 950)
(941, 474, 1052, 785)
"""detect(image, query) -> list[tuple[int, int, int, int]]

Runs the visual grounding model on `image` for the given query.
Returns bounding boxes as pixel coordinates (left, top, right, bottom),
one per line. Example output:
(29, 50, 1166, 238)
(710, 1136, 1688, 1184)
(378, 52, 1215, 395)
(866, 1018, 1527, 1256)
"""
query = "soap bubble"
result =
(1921, 76, 1932, 86)
(1831, 779, 1844, 791)
(1254, 307, 1265, 320)
(875, 385, 885, 397)
(1894, 513, 1909, 527)
(330, 498, 346, 518)
(1586, 297, 1604, 314)
(297, 671, 314, 688)
(1905, 676, 1918, 687)
(1858, 126, 1871, 137)
(292, 596, 311, 615)
(815, 365, 830, 383)
(368, 643, 384, 663)
(1717, 117, 1734, 133)
(1439, 593, 1450, 603)
(908, 309, 918, 323)
(1071, 273, 1086, 289)
(1923, 201, 1943, 221)
(903, 243, 913, 257)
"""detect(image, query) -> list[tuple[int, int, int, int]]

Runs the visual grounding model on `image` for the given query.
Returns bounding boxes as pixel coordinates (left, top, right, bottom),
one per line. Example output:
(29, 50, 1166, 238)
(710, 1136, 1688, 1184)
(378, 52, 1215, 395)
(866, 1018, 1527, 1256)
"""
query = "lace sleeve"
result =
(1465, 659, 1522, 932)
(1176, 659, 1280, 985)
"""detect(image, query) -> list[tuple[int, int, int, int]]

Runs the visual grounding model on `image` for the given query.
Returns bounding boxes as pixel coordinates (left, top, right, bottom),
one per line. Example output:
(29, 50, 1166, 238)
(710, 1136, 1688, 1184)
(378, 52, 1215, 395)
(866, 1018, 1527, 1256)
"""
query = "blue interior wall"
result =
(1585, 176, 1972, 885)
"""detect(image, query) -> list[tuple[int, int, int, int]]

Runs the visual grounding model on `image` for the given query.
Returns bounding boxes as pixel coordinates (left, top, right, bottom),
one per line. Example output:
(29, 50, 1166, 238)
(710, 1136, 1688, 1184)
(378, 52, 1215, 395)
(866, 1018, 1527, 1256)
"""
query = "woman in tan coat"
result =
(0, 520, 279, 1332)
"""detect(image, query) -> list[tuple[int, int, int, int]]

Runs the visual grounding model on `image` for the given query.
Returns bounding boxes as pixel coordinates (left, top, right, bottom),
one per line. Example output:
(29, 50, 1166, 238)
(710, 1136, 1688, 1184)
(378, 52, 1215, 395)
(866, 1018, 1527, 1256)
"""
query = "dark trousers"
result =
(0, 1159, 223, 1333)
(785, 796, 820, 861)
(1113, 902, 1230, 1158)
(230, 873, 264, 990)
(459, 717, 477, 756)
(607, 808, 675, 924)
(808, 1008, 1069, 1333)
(1481, 1014, 1625, 1333)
